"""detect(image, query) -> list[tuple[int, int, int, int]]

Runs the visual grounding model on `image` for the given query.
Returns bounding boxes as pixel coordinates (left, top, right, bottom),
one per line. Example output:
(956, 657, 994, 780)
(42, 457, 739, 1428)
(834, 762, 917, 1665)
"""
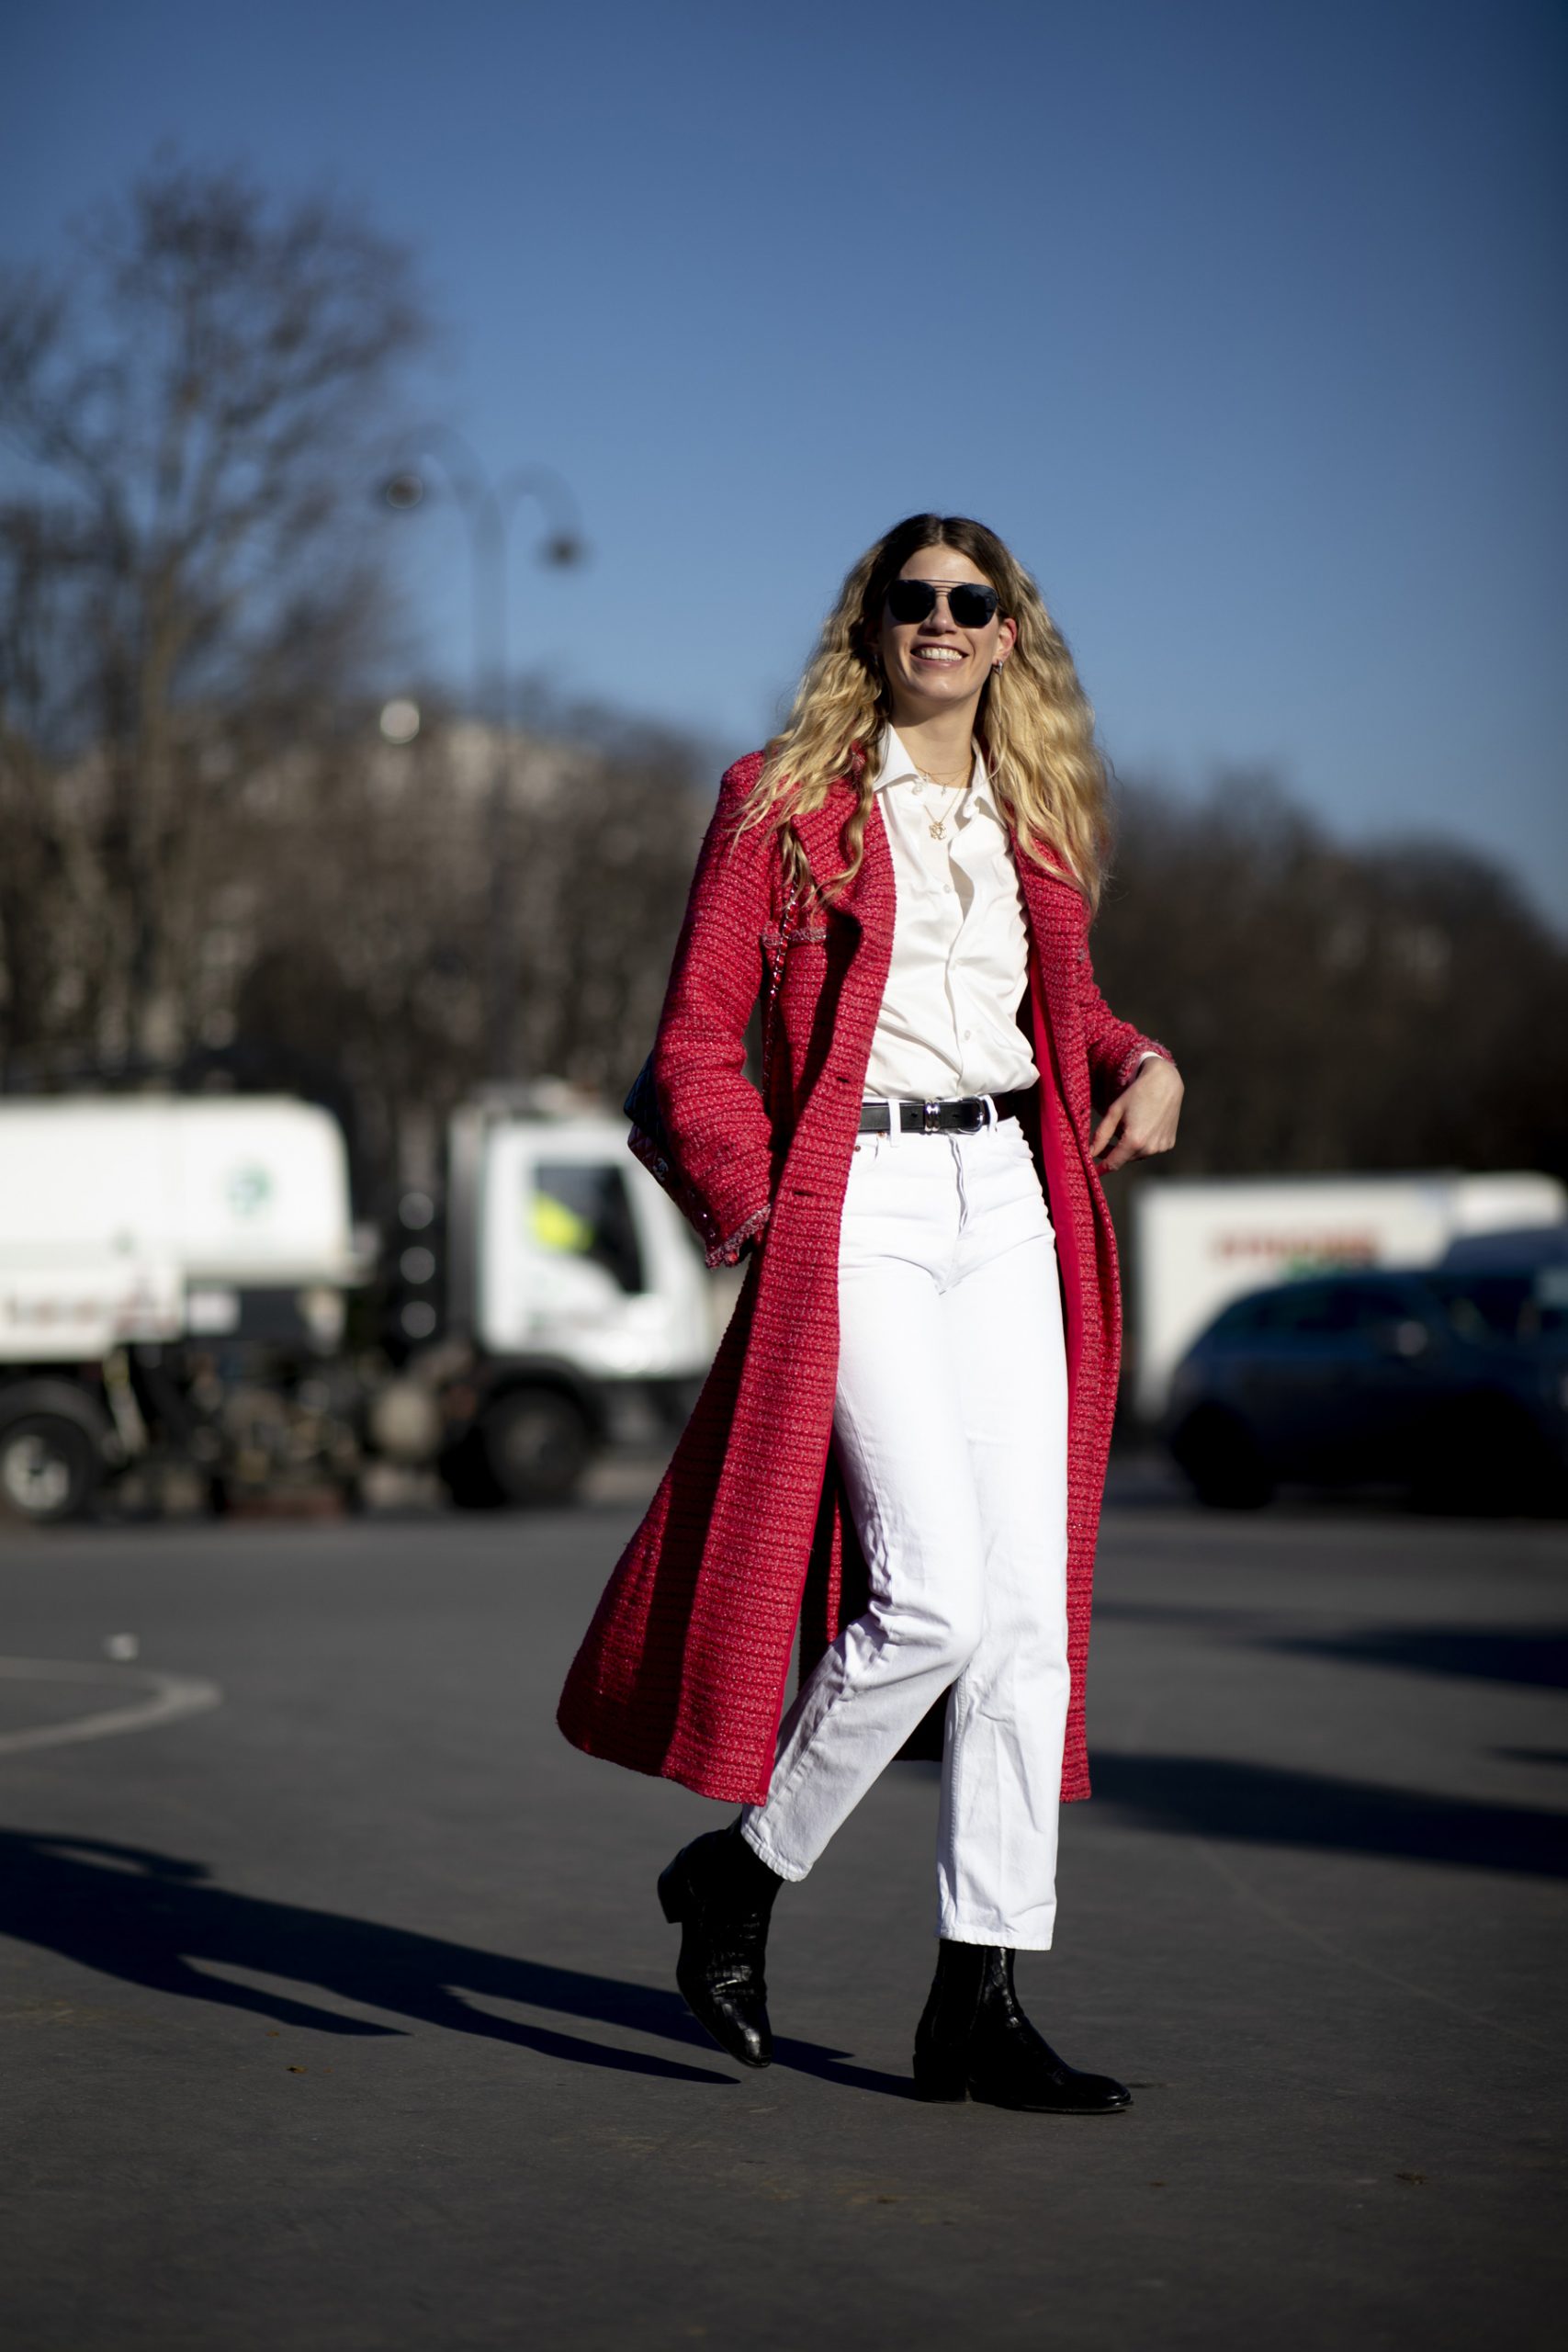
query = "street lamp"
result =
(380, 427, 587, 1080)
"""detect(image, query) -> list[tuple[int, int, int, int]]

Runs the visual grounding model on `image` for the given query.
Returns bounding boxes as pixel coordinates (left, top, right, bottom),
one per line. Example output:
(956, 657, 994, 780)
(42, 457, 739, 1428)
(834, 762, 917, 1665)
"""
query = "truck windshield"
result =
(531, 1162, 646, 1295)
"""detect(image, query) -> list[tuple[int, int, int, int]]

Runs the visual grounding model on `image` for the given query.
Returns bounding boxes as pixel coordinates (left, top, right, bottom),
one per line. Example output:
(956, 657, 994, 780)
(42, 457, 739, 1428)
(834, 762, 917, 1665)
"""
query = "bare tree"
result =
(0, 156, 713, 1203)
(0, 155, 426, 1073)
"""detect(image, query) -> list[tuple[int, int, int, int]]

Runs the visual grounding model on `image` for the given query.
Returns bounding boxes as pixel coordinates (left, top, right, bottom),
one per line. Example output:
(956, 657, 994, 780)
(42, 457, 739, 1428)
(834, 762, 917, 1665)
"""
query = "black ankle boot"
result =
(913, 1940, 1132, 2113)
(657, 1820, 783, 2069)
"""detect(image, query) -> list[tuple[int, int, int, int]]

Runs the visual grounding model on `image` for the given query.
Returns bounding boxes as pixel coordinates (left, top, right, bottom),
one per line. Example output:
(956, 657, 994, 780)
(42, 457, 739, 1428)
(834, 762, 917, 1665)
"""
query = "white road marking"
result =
(0, 1657, 222, 1756)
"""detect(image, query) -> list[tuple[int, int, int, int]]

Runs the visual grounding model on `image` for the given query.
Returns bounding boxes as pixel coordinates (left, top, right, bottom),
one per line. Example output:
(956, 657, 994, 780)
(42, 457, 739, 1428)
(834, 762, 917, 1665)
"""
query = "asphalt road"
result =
(0, 1488, 1563, 2352)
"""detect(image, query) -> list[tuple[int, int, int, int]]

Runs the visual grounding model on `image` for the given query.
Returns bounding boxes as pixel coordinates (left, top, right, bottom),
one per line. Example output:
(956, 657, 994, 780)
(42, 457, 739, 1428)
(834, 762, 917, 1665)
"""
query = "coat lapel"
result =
(788, 779, 896, 955)
(1010, 835, 1086, 1052)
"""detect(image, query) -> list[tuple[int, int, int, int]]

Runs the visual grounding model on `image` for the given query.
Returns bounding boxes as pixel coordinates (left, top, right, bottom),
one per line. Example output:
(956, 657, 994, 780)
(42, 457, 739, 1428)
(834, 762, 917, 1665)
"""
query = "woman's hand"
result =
(1089, 1057, 1183, 1173)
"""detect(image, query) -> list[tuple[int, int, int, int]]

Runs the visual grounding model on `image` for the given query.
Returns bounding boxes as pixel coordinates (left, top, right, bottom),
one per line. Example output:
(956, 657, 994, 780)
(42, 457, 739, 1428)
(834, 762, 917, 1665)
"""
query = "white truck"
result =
(371, 1091, 723, 1508)
(1131, 1170, 1568, 1421)
(0, 1094, 363, 1521)
(0, 1089, 723, 1521)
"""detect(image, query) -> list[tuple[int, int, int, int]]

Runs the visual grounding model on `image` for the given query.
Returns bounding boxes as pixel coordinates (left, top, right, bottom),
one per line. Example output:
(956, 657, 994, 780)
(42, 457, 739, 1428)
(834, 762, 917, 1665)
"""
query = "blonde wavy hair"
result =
(742, 513, 1111, 907)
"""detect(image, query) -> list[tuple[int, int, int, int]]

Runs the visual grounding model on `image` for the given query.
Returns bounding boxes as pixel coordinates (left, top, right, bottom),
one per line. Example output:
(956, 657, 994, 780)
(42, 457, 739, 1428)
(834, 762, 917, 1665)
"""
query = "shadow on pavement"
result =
(1096, 1602, 1568, 1695)
(1270, 1625, 1568, 1690)
(0, 1830, 912, 2097)
(1091, 1755, 1568, 1878)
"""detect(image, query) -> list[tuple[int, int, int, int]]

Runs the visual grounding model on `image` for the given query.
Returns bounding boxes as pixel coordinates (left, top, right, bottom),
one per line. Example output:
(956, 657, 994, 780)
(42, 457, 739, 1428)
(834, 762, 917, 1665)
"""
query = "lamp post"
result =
(382, 427, 586, 1080)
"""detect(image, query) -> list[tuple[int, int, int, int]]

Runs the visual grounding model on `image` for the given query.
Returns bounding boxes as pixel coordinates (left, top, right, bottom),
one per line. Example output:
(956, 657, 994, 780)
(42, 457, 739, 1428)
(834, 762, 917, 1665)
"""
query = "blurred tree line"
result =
(1093, 777, 1568, 1183)
(3, 160, 1564, 1208)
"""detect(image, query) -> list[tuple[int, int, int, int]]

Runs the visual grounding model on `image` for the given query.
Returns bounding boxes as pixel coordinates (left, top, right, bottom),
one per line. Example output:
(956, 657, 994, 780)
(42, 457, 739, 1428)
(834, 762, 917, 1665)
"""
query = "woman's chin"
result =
(897, 669, 978, 714)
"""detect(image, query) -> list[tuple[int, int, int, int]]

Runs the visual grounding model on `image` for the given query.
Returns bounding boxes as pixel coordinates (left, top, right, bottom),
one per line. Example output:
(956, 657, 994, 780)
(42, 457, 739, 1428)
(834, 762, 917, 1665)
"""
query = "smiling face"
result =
(873, 541, 1017, 724)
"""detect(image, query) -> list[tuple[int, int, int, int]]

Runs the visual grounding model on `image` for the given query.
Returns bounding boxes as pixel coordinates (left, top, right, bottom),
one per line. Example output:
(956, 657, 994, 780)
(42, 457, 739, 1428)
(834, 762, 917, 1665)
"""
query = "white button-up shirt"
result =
(862, 727, 1042, 1102)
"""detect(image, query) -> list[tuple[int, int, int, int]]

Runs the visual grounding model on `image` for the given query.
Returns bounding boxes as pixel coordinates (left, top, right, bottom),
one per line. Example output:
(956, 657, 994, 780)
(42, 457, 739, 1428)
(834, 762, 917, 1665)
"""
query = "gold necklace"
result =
(913, 756, 972, 841)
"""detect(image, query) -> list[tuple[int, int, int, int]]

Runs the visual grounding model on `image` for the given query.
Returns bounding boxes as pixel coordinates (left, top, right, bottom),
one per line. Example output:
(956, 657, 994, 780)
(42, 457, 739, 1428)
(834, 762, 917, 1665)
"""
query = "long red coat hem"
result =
(556, 1710, 1097, 1811)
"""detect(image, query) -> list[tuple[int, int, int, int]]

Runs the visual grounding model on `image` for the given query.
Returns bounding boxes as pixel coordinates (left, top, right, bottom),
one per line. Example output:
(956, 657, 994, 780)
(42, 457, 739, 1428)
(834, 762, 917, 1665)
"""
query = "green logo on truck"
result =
(226, 1164, 274, 1217)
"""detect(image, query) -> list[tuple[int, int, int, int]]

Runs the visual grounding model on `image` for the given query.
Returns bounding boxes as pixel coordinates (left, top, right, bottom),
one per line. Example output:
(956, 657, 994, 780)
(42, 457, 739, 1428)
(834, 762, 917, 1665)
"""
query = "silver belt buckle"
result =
(922, 1099, 941, 1134)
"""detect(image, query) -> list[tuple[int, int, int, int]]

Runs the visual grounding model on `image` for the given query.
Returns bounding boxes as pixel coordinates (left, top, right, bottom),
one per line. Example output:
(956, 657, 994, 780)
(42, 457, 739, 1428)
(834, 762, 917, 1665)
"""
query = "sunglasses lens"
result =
(948, 584, 998, 626)
(886, 579, 938, 624)
(886, 579, 999, 628)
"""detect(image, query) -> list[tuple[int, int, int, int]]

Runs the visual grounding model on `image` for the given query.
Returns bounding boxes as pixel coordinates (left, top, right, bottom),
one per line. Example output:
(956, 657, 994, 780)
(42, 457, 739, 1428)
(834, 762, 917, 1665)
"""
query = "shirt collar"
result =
(872, 726, 995, 811)
(864, 724, 987, 799)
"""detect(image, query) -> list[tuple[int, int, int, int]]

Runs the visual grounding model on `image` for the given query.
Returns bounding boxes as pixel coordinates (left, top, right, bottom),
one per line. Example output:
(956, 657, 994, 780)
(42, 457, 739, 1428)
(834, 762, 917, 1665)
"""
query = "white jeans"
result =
(740, 1113, 1071, 1949)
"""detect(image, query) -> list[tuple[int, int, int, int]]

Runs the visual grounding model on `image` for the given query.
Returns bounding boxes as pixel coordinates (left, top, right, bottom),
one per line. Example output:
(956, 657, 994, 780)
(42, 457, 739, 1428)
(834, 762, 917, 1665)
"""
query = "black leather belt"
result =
(858, 1090, 1035, 1136)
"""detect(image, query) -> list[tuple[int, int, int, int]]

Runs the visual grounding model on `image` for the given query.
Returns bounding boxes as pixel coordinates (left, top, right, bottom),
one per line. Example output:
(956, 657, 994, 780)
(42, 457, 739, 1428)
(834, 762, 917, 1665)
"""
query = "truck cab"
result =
(378, 1094, 725, 1508)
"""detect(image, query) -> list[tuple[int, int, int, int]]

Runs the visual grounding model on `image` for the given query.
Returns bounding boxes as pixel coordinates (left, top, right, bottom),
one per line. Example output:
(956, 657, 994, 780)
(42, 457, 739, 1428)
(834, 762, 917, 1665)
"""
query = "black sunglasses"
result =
(885, 577, 1000, 628)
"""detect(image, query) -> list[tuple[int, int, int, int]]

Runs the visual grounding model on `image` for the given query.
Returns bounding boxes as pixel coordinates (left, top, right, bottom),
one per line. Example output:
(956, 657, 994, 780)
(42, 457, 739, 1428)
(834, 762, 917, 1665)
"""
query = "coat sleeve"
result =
(1078, 926, 1175, 1102)
(649, 756, 777, 1268)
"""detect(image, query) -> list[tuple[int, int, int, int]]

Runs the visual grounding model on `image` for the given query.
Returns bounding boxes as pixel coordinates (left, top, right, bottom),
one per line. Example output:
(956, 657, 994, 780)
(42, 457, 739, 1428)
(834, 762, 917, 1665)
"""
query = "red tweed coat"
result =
(558, 752, 1168, 1806)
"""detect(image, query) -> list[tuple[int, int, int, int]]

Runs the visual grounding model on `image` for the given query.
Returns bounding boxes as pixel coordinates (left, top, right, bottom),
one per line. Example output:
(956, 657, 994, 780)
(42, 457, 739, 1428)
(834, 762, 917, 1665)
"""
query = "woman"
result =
(558, 514, 1182, 2111)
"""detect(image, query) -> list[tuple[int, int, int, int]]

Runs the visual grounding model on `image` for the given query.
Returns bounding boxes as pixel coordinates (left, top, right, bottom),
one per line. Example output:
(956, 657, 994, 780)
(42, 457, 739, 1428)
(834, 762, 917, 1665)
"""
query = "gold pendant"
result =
(929, 818, 945, 841)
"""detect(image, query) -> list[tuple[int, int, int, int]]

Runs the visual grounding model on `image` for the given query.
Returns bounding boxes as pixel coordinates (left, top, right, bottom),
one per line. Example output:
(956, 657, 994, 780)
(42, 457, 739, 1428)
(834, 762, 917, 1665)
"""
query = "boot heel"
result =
(656, 1861, 686, 1924)
(912, 2054, 970, 2103)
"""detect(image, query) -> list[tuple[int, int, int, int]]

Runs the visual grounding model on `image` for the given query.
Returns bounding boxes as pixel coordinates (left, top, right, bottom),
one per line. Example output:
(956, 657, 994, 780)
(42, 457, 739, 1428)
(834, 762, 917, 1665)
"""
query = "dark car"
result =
(1164, 1262, 1568, 1511)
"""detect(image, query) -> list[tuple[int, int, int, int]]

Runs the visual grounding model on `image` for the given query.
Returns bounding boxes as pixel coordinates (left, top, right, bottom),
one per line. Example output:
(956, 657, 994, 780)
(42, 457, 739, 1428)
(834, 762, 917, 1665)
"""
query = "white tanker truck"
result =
(0, 1090, 721, 1523)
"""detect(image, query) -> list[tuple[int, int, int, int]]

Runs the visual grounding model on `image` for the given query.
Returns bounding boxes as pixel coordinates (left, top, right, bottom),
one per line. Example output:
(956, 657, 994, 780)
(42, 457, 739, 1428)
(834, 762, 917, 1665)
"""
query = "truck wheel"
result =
(1169, 1408, 1274, 1510)
(0, 1416, 97, 1524)
(480, 1387, 594, 1507)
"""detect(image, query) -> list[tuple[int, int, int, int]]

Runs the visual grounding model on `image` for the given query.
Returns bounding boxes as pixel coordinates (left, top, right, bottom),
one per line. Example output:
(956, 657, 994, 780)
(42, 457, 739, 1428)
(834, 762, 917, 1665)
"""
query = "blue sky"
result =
(4, 0, 1564, 921)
